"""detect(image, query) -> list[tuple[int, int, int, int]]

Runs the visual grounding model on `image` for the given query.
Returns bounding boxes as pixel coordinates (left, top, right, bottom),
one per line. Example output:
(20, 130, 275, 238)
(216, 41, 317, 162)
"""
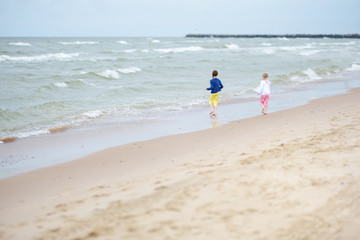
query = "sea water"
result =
(1, 37, 360, 177)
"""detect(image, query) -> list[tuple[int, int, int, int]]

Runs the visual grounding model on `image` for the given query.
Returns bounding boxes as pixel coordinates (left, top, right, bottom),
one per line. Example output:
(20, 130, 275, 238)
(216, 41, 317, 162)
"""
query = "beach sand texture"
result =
(0, 88, 359, 240)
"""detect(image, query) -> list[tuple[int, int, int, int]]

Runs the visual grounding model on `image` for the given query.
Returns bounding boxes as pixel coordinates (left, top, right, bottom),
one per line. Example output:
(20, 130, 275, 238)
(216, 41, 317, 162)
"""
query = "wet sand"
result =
(0, 88, 359, 240)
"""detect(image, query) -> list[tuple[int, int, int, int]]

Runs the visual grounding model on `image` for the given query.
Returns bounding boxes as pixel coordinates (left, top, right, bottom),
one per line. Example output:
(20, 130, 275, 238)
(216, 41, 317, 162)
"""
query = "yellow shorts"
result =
(209, 92, 220, 107)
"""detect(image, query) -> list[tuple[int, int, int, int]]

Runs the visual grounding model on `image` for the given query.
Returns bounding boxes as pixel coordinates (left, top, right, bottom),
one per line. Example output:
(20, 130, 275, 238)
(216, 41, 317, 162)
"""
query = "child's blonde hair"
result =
(262, 73, 269, 79)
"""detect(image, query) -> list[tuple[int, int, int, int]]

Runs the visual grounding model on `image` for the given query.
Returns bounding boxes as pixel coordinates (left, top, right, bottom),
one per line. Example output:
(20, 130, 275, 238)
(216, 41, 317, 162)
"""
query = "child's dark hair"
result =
(212, 70, 218, 77)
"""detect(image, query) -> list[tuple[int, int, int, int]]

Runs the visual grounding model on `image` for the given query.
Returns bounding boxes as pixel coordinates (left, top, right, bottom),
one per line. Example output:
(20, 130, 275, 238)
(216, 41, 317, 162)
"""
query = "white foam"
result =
(320, 41, 356, 46)
(225, 44, 240, 50)
(117, 40, 128, 44)
(54, 82, 68, 88)
(59, 41, 99, 45)
(346, 63, 360, 71)
(9, 42, 31, 46)
(83, 110, 103, 118)
(124, 49, 137, 53)
(152, 40, 161, 43)
(118, 67, 141, 74)
(17, 129, 51, 138)
(261, 43, 272, 46)
(303, 68, 322, 80)
(280, 45, 312, 51)
(154, 46, 203, 53)
(0, 55, 8, 61)
(185, 40, 204, 43)
(97, 70, 120, 79)
(289, 68, 323, 83)
(0, 53, 80, 62)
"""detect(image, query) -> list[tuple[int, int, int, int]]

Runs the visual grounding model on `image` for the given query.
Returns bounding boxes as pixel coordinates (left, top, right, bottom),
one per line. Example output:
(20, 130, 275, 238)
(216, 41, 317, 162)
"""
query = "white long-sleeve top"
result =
(257, 80, 271, 95)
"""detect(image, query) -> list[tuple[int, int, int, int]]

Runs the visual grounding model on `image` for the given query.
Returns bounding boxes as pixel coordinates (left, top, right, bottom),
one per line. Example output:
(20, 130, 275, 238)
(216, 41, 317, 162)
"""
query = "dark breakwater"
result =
(185, 34, 360, 39)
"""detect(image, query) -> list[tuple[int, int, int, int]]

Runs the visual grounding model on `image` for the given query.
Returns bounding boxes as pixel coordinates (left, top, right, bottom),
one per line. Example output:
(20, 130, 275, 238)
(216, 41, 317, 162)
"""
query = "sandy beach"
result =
(0, 88, 359, 240)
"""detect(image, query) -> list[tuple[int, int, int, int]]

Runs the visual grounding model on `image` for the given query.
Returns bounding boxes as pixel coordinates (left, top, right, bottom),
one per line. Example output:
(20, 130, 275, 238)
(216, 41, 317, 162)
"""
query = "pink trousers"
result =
(260, 95, 269, 107)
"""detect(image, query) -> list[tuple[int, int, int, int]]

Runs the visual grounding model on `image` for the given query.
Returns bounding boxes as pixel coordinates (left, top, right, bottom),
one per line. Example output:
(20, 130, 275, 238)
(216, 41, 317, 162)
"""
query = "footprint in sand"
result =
(55, 203, 68, 212)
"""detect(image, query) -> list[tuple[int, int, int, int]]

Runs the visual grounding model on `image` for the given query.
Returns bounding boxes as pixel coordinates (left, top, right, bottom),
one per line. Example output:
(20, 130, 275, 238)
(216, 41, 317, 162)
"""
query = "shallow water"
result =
(1, 37, 360, 141)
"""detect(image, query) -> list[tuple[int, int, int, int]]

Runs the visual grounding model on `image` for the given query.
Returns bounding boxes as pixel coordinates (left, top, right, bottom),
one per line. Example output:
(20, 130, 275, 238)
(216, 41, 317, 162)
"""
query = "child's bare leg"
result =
(209, 103, 214, 114)
(213, 106, 217, 116)
(260, 103, 264, 114)
(264, 106, 268, 114)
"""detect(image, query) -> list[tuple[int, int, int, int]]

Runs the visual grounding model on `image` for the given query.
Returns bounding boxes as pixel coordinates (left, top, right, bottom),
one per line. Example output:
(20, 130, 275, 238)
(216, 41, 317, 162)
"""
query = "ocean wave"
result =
(117, 67, 141, 74)
(17, 129, 51, 138)
(96, 70, 120, 79)
(1, 128, 51, 141)
(0, 122, 76, 142)
(154, 46, 204, 53)
(0, 108, 106, 141)
(319, 41, 356, 46)
(82, 110, 103, 118)
(261, 43, 272, 46)
(258, 45, 314, 55)
(46, 79, 90, 89)
(117, 40, 128, 44)
(297, 50, 321, 56)
(279, 45, 313, 51)
(244, 45, 314, 55)
(152, 40, 161, 43)
(0, 127, 64, 142)
(185, 40, 204, 43)
(59, 41, 99, 45)
(124, 49, 137, 53)
(288, 68, 323, 83)
(53, 82, 68, 88)
(346, 63, 360, 71)
(0, 53, 80, 62)
(274, 68, 326, 84)
(225, 44, 240, 50)
(9, 42, 31, 46)
(301, 68, 323, 80)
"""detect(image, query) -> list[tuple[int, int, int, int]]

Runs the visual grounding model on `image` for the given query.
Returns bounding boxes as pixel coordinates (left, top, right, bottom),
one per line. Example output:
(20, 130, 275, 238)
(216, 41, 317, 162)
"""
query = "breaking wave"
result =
(53, 82, 68, 88)
(154, 46, 203, 53)
(96, 70, 120, 79)
(59, 41, 99, 45)
(346, 63, 360, 71)
(117, 67, 141, 74)
(225, 44, 240, 50)
(0, 53, 80, 62)
(9, 42, 31, 46)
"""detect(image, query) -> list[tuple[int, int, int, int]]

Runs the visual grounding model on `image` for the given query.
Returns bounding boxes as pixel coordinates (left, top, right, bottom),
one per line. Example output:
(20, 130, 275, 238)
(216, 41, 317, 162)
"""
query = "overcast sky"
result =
(0, 0, 359, 37)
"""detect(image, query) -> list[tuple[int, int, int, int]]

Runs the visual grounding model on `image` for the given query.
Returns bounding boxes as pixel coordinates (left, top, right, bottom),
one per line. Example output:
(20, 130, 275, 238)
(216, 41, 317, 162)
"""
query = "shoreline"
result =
(1, 76, 360, 179)
(0, 87, 360, 239)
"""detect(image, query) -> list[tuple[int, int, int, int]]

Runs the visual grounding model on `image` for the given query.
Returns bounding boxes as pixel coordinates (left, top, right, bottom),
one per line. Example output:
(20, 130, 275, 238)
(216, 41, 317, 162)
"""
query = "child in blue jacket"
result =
(205, 70, 224, 116)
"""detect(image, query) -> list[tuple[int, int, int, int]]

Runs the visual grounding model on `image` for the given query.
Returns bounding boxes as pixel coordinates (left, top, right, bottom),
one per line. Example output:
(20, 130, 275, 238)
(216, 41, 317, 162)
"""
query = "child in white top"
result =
(257, 73, 271, 115)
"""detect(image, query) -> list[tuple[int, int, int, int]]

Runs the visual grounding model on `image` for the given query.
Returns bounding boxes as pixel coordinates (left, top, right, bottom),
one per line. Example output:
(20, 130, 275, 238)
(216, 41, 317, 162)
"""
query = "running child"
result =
(205, 70, 224, 116)
(257, 73, 271, 115)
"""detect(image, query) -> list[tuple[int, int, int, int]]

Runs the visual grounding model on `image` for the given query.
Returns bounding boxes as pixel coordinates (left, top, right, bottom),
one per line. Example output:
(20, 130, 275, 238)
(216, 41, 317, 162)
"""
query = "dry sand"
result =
(0, 88, 359, 240)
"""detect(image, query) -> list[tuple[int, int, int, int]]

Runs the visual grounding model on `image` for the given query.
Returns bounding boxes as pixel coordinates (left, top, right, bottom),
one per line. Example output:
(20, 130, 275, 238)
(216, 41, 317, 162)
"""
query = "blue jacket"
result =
(207, 78, 223, 94)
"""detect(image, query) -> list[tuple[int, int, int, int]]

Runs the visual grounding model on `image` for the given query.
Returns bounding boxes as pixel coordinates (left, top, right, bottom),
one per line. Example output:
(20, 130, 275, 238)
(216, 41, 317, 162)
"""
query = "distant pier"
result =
(185, 34, 360, 39)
